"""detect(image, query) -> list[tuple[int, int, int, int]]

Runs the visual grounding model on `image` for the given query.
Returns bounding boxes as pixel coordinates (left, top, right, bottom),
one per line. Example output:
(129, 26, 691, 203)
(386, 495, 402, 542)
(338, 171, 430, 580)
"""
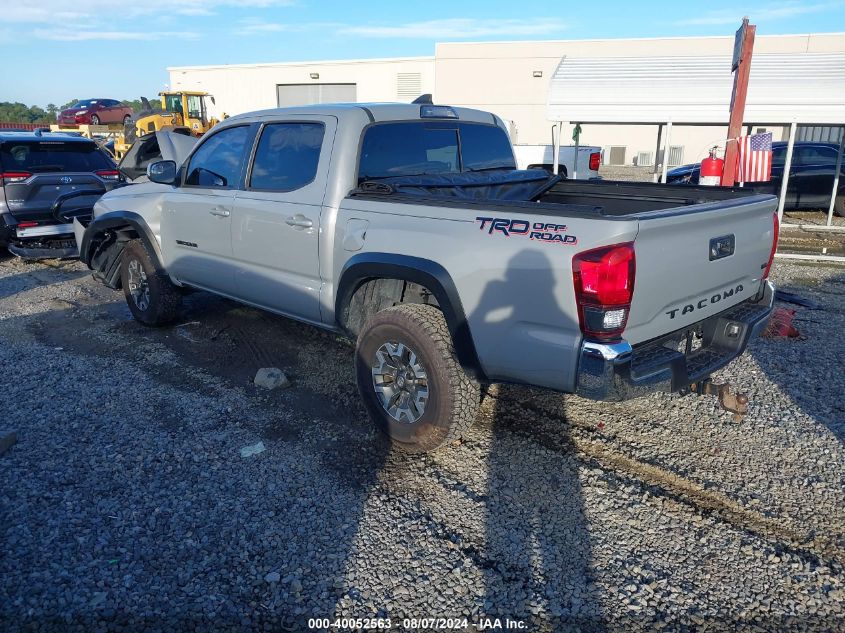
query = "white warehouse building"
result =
(169, 32, 845, 168)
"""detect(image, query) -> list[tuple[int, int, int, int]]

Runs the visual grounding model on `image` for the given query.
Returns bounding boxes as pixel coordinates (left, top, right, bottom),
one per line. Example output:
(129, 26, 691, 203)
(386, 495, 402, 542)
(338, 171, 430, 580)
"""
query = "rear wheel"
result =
(90, 114, 100, 125)
(123, 114, 132, 126)
(120, 240, 181, 326)
(355, 304, 479, 453)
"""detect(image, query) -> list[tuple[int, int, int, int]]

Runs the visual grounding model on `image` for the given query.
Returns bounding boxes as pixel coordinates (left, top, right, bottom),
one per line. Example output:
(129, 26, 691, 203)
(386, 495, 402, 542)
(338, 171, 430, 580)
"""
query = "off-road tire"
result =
(355, 303, 479, 452)
(120, 240, 181, 326)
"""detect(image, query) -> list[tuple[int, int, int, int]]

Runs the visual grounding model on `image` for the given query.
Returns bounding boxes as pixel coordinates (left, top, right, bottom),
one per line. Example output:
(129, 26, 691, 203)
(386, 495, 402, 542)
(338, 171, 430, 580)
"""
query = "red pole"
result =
(721, 20, 756, 186)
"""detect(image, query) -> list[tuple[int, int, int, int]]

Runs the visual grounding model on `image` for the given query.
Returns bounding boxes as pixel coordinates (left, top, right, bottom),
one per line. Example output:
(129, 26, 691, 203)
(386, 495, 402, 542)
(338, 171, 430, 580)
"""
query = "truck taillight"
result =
(589, 152, 601, 172)
(762, 212, 779, 279)
(1, 171, 31, 184)
(572, 242, 636, 341)
(95, 170, 121, 181)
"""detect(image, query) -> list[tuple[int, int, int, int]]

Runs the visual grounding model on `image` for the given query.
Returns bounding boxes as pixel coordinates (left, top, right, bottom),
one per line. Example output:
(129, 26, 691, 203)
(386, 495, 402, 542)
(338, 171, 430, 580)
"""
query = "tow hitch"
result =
(691, 379, 749, 421)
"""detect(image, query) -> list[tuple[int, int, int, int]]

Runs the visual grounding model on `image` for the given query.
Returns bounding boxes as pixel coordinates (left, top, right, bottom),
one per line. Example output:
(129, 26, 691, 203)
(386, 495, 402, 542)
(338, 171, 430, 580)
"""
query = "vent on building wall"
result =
(605, 145, 627, 166)
(667, 145, 685, 167)
(397, 73, 422, 101)
(635, 151, 654, 167)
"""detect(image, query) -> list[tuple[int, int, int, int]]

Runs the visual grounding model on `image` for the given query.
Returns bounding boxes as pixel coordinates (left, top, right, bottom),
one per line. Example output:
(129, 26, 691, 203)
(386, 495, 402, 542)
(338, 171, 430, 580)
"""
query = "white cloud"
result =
(339, 18, 568, 39)
(33, 29, 201, 42)
(2, 0, 294, 22)
(674, 1, 841, 26)
(235, 18, 291, 35)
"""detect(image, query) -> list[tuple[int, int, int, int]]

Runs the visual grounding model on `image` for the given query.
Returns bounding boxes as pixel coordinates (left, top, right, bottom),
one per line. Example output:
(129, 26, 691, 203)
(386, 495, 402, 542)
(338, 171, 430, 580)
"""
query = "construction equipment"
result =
(48, 92, 220, 163)
(49, 123, 130, 160)
(134, 91, 219, 139)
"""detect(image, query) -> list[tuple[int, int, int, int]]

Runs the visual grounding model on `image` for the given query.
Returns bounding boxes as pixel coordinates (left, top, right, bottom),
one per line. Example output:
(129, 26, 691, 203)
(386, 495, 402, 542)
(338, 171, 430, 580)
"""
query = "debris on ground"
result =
(0, 430, 17, 456)
(775, 289, 821, 310)
(239, 441, 266, 458)
(254, 367, 290, 390)
(762, 307, 800, 338)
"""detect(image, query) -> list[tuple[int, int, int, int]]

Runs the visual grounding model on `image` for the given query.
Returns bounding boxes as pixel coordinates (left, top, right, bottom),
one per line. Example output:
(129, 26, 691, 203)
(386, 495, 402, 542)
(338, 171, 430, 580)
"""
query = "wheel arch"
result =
(336, 253, 485, 379)
(80, 211, 166, 289)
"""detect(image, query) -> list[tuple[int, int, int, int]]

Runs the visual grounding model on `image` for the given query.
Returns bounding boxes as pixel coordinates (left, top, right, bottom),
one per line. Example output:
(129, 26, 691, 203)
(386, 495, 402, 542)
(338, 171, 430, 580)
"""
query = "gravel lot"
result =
(1, 254, 844, 632)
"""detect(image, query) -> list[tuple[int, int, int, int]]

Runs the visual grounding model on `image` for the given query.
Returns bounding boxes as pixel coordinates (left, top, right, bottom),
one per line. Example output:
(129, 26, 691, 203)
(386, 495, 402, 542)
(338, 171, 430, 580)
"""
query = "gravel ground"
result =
(1, 254, 844, 632)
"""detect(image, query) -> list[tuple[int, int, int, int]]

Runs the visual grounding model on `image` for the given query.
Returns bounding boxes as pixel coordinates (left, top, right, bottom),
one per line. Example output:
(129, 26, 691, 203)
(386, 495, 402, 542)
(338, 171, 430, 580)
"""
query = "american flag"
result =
(735, 132, 773, 183)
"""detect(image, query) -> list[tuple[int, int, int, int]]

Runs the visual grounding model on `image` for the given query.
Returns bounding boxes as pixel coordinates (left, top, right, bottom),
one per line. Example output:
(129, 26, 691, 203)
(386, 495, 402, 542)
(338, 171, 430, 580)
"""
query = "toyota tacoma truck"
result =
(75, 103, 777, 452)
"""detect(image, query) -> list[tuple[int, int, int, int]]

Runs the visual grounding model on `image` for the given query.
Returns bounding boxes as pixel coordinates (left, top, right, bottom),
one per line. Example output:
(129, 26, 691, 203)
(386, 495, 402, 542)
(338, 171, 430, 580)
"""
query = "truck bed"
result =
(536, 179, 761, 215)
(351, 173, 771, 219)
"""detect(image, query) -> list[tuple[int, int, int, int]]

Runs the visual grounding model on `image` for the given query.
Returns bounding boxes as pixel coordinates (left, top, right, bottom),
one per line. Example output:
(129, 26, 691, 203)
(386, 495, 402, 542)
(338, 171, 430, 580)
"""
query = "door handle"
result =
(285, 215, 313, 229)
(209, 207, 230, 217)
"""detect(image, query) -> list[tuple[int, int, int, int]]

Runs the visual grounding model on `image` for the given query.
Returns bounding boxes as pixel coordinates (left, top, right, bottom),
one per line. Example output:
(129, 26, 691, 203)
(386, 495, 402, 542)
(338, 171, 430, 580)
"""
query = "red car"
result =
(57, 99, 133, 126)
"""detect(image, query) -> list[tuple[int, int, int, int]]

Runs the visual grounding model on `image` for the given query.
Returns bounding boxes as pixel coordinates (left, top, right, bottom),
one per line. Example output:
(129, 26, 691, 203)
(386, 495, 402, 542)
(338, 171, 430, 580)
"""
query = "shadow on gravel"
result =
(471, 250, 605, 631)
(0, 269, 391, 630)
(749, 270, 845, 442)
(0, 261, 89, 300)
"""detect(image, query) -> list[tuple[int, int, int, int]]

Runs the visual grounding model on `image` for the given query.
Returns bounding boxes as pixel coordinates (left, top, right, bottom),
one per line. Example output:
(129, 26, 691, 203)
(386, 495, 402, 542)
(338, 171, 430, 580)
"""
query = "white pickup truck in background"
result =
(512, 143, 602, 179)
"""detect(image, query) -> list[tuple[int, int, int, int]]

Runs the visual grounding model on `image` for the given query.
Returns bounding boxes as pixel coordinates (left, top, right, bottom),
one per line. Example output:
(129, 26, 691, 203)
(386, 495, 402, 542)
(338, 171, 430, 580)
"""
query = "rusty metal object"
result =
(691, 379, 749, 421)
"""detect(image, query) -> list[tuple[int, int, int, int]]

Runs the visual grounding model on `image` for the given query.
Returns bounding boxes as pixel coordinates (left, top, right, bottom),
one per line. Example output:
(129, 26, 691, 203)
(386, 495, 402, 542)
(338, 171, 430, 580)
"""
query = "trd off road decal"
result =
(475, 217, 577, 245)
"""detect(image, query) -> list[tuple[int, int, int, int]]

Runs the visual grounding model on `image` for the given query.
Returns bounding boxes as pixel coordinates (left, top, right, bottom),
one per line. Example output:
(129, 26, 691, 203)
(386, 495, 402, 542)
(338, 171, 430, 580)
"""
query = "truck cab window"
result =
(249, 123, 324, 191)
(184, 125, 250, 188)
(358, 121, 515, 182)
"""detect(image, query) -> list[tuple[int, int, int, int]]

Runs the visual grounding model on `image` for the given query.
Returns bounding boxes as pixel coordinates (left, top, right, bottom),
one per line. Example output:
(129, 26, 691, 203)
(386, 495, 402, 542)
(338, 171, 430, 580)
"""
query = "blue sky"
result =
(1, 0, 843, 107)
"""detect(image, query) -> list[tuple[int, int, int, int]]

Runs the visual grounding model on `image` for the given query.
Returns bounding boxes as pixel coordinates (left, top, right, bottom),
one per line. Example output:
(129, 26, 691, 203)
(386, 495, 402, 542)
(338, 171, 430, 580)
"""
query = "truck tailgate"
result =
(625, 195, 777, 345)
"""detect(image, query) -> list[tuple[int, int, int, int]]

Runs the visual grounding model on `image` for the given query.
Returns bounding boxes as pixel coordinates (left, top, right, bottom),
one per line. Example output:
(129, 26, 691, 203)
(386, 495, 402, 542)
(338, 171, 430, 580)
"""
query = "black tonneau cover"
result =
(357, 169, 559, 202)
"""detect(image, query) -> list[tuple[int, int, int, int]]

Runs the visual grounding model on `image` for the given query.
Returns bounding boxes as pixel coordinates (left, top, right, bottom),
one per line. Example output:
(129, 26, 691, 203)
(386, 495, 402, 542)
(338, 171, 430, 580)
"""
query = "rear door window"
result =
(249, 122, 324, 191)
(184, 125, 251, 188)
(0, 141, 114, 173)
(796, 145, 838, 165)
(358, 121, 514, 182)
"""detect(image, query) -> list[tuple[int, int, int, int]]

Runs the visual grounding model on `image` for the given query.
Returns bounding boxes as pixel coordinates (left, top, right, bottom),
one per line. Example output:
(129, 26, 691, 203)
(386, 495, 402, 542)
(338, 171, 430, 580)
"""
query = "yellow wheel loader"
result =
(134, 92, 221, 139)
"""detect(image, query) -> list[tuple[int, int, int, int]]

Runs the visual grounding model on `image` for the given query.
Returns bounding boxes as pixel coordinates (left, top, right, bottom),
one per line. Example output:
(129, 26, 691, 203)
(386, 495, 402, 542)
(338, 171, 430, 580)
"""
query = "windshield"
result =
(71, 100, 97, 108)
(0, 141, 114, 173)
(358, 121, 516, 182)
(164, 95, 183, 114)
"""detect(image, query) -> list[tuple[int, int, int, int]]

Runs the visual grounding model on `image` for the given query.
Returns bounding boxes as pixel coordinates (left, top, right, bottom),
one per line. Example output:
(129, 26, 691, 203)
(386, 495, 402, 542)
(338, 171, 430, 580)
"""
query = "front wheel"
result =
(835, 193, 845, 218)
(119, 240, 182, 326)
(90, 114, 100, 125)
(355, 304, 479, 453)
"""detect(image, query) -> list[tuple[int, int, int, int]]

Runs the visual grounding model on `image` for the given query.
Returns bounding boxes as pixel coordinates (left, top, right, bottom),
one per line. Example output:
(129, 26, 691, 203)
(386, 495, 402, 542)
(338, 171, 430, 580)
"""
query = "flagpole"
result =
(777, 121, 797, 224)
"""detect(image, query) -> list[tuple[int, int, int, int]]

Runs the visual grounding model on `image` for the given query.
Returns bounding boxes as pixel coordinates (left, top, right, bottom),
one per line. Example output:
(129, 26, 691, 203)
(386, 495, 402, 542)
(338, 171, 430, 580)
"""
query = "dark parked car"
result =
(664, 141, 845, 216)
(0, 131, 124, 258)
(58, 99, 134, 126)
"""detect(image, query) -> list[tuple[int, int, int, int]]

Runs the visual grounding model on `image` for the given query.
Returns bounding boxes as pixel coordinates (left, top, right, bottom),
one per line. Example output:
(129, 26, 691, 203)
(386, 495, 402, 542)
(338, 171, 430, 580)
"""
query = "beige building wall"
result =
(436, 33, 844, 164)
(169, 57, 435, 120)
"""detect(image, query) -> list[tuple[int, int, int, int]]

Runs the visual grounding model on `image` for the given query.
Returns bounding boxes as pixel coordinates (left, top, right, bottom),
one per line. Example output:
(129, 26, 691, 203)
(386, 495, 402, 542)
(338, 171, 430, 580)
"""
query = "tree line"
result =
(0, 98, 163, 124)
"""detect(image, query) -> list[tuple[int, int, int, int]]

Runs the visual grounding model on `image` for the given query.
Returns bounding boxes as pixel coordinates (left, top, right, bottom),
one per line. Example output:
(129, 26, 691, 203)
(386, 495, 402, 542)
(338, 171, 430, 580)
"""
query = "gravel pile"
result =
(1, 256, 843, 632)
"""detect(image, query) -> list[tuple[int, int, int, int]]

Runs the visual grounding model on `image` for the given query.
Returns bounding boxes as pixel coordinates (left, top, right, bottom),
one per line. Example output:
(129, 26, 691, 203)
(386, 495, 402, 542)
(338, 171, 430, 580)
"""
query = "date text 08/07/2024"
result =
(307, 617, 527, 630)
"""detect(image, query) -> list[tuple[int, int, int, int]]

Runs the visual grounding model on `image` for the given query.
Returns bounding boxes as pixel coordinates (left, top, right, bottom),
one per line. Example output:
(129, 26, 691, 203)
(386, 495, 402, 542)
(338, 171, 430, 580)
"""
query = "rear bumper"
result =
(576, 280, 775, 401)
(1, 220, 78, 259)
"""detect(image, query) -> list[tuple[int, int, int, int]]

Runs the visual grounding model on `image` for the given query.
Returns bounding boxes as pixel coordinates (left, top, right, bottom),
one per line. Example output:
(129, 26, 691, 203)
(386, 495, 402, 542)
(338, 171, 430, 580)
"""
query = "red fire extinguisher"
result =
(699, 146, 724, 186)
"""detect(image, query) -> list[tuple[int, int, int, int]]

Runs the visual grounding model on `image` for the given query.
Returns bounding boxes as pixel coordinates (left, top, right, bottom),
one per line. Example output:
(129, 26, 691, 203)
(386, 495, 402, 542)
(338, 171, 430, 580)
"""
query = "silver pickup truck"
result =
(75, 103, 777, 452)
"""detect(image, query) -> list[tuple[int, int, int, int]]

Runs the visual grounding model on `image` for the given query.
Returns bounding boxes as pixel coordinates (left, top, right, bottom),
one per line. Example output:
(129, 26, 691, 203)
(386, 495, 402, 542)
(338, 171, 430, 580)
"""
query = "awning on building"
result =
(547, 52, 845, 125)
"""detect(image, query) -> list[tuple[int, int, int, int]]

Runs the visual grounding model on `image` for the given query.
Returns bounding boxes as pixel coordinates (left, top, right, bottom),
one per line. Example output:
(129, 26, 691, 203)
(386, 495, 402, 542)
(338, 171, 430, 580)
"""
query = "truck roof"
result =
(225, 103, 502, 126)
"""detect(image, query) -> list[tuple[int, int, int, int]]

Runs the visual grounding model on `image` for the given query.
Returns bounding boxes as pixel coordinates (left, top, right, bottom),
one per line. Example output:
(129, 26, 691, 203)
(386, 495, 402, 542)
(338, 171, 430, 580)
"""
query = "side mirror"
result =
(210, 96, 216, 105)
(147, 160, 178, 185)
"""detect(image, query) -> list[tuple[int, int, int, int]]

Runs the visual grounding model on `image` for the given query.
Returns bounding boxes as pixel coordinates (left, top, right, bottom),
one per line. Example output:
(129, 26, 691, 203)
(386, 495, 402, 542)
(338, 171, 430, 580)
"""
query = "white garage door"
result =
(276, 84, 357, 107)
